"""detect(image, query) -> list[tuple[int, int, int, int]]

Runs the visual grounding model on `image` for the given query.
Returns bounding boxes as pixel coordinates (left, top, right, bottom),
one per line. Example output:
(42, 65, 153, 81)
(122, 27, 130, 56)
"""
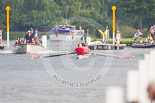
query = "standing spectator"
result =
(150, 27, 154, 39)
(115, 30, 121, 44)
(104, 26, 110, 39)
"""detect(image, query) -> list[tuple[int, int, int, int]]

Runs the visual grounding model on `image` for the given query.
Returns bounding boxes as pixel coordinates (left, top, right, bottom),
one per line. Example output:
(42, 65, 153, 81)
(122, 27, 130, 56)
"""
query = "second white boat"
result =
(14, 44, 44, 54)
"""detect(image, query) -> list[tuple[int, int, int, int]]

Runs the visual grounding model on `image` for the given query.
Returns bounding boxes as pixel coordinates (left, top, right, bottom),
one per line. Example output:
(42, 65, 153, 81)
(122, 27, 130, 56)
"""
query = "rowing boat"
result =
(77, 54, 89, 59)
(132, 43, 155, 48)
(14, 44, 44, 54)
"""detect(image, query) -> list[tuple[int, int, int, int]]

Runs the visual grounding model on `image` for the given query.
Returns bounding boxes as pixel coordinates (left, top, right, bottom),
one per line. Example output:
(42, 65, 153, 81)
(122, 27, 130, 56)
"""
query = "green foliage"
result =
(119, 26, 137, 38)
(0, 0, 154, 39)
(116, 0, 154, 30)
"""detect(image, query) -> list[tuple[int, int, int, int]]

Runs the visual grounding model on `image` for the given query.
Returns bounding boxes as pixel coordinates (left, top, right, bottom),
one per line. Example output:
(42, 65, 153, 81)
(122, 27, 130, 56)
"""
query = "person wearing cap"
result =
(133, 29, 143, 40)
(24, 30, 33, 43)
(74, 43, 85, 55)
(115, 31, 121, 44)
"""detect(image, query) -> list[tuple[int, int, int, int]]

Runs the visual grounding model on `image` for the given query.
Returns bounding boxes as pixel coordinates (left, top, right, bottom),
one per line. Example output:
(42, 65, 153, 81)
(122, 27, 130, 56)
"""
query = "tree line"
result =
(0, 0, 154, 37)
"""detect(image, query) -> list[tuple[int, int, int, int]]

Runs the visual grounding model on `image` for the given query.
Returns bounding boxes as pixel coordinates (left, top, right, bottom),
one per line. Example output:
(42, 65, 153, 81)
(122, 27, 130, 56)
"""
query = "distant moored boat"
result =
(49, 24, 84, 41)
(132, 43, 155, 48)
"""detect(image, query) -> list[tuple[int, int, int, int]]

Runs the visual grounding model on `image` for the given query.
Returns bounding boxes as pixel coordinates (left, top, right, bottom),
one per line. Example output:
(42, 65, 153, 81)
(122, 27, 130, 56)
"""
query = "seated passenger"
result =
(24, 30, 33, 43)
(33, 37, 41, 45)
(81, 43, 90, 54)
(19, 38, 24, 44)
(146, 34, 153, 44)
(133, 30, 143, 40)
(14, 38, 24, 45)
(36, 37, 41, 45)
(30, 28, 34, 36)
(33, 29, 40, 39)
(14, 38, 19, 45)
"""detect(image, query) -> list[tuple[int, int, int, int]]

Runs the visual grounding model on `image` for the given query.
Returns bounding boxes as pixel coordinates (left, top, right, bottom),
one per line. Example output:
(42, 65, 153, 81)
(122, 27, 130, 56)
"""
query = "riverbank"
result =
(91, 38, 155, 46)
(2, 31, 154, 47)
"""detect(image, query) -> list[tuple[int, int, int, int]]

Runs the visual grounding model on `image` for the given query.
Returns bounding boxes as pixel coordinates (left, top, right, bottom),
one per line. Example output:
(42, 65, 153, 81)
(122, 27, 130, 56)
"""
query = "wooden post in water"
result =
(87, 29, 89, 37)
(93, 28, 96, 39)
(6, 6, 10, 47)
(86, 29, 91, 44)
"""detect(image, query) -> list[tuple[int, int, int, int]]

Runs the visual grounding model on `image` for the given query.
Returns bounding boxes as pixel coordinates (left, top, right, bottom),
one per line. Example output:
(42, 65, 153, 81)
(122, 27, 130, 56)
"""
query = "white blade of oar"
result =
(148, 50, 155, 81)
(105, 86, 124, 103)
(138, 55, 151, 103)
(92, 52, 135, 59)
(127, 70, 138, 102)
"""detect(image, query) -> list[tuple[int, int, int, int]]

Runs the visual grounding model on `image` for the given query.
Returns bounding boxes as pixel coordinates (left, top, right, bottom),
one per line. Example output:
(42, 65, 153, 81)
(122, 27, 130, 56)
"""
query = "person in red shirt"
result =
(74, 43, 85, 55)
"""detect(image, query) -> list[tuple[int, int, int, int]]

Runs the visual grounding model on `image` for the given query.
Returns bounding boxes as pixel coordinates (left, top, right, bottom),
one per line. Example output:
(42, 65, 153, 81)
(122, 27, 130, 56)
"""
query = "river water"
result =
(0, 40, 152, 103)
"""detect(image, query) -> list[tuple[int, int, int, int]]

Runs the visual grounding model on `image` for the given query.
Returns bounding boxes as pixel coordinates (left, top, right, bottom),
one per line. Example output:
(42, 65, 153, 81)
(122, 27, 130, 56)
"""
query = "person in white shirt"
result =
(115, 30, 121, 44)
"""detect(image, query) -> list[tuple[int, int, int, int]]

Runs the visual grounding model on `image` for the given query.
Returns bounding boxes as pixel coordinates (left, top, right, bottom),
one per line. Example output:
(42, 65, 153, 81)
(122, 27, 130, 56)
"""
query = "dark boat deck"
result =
(132, 43, 155, 48)
(89, 44, 126, 50)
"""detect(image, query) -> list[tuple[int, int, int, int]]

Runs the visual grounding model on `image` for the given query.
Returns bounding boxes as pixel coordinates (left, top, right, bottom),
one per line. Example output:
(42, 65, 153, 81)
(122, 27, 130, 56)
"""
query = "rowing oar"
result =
(92, 53, 135, 59)
(32, 52, 75, 59)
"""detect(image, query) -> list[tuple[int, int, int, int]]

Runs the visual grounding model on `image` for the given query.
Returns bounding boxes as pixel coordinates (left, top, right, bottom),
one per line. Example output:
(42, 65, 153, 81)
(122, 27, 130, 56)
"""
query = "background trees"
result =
(0, 0, 154, 37)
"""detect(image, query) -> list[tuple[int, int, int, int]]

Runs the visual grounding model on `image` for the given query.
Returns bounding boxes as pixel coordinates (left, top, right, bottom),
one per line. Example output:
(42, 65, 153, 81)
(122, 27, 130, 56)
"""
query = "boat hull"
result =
(0, 44, 6, 49)
(49, 35, 83, 41)
(14, 44, 44, 54)
(132, 43, 155, 48)
(0, 46, 4, 49)
(77, 54, 89, 59)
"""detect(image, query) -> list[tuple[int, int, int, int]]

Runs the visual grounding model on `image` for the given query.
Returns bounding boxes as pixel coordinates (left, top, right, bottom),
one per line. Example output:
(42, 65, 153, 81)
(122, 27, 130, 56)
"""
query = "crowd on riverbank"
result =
(101, 25, 155, 45)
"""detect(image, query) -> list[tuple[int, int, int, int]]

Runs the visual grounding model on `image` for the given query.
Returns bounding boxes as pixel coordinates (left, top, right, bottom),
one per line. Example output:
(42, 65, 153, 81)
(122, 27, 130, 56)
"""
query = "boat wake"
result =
(0, 50, 14, 54)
